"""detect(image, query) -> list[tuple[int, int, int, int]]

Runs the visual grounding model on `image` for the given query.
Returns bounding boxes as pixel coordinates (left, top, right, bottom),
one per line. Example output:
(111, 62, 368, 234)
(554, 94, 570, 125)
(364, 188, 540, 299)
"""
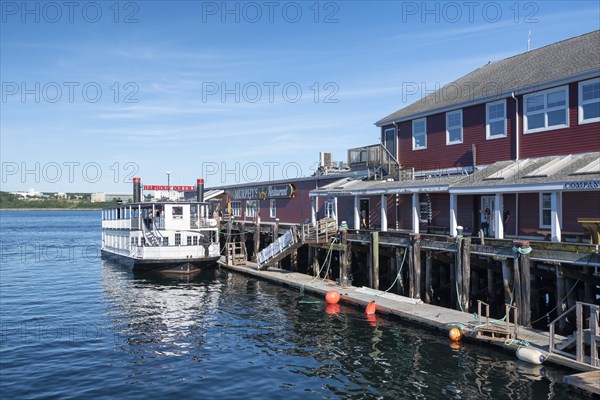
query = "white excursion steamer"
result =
(101, 178, 220, 273)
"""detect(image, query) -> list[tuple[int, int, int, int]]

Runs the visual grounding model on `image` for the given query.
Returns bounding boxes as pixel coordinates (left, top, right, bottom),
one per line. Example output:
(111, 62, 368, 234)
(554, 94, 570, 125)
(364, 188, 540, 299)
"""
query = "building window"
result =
(325, 199, 336, 219)
(412, 118, 427, 150)
(419, 201, 431, 224)
(524, 86, 568, 133)
(270, 199, 277, 218)
(383, 127, 397, 158)
(579, 78, 600, 124)
(172, 206, 183, 219)
(446, 110, 462, 145)
(230, 201, 241, 217)
(486, 100, 506, 139)
(540, 193, 552, 228)
(187, 236, 192, 246)
(175, 233, 181, 246)
(246, 200, 258, 218)
(193, 236, 198, 245)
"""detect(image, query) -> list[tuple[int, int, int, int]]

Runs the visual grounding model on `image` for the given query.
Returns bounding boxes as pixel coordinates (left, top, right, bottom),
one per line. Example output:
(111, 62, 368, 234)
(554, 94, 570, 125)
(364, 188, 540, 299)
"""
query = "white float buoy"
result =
(516, 347, 546, 365)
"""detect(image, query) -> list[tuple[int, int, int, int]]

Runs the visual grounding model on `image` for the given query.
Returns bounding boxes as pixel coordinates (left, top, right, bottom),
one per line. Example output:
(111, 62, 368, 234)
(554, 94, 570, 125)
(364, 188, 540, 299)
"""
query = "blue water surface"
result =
(0, 210, 590, 399)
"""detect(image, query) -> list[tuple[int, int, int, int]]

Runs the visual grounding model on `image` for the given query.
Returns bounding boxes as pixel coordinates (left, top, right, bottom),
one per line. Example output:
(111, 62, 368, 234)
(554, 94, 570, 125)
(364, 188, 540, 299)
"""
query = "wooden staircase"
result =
(257, 219, 339, 270)
(550, 302, 600, 369)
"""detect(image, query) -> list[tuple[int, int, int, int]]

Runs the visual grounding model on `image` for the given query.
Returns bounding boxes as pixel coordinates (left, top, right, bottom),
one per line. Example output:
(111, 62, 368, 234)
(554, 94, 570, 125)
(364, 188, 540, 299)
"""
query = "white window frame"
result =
(269, 199, 276, 218)
(445, 110, 463, 145)
(486, 99, 507, 139)
(246, 200, 258, 218)
(383, 127, 397, 159)
(524, 85, 569, 134)
(539, 193, 552, 229)
(418, 201, 431, 224)
(578, 77, 600, 124)
(230, 201, 241, 217)
(412, 118, 427, 150)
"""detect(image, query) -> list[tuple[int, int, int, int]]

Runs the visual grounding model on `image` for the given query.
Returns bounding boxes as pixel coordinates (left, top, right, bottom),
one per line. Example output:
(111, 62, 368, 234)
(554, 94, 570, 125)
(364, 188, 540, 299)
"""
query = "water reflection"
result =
(100, 260, 585, 399)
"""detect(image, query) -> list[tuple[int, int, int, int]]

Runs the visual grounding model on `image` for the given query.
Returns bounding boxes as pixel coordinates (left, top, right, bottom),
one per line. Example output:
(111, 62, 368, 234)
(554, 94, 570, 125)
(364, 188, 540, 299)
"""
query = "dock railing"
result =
(549, 302, 600, 368)
(301, 218, 338, 244)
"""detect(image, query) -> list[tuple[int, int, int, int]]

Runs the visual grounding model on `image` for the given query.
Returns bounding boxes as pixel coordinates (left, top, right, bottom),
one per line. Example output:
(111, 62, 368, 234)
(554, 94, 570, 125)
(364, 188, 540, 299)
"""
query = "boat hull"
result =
(101, 249, 220, 274)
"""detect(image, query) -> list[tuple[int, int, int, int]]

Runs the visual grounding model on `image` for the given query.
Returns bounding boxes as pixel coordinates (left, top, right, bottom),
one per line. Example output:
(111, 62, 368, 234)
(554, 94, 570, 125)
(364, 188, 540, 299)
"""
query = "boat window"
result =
(187, 236, 192, 245)
(175, 233, 181, 246)
(173, 206, 183, 219)
(193, 236, 198, 245)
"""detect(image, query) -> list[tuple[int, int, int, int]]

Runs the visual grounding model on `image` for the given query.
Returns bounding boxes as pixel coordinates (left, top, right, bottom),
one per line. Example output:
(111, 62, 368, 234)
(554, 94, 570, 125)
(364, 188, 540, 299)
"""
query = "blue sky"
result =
(1, 0, 599, 192)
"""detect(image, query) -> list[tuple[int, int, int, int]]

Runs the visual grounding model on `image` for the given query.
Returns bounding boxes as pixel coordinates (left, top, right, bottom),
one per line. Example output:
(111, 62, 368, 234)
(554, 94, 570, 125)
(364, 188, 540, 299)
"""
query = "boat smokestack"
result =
(197, 179, 204, 202)
(133, 177, 141, 202)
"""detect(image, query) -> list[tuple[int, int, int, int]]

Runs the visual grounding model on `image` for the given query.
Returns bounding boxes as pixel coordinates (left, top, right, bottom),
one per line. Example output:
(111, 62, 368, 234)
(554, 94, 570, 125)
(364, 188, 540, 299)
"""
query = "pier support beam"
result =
(412, 193, 420, 234)
(556, 265, 568, 331)
(425, 250, 433, 303)
(408, 233, 421, 299)
(487, 269, 495, 302)
(513, 240, 531, 326)
(395, 248, 404, 294)
(252, 218, 260, 262)
(273, 219, 280, 269)
(370, 232, 379, 290)
(461, 237, 471, 313)
(502, 258, 513, 304)
(339, 226, 349, 287)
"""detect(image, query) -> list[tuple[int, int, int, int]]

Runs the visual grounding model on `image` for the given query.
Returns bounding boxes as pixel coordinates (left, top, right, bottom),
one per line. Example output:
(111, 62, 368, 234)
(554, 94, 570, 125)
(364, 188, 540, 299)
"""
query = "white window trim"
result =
(412, 118, 427, 150)
(246, 200, 258, 218)
(523, 85, 569, 134)
(578, 77, 600, 124)
(230, 201, 241, 217)
(269, 199, 276, 218)
(486, 99, 507, 140)
(539, 193, 551, 229)
(383, 127, 397, 159)
(445, 110, 463, 145)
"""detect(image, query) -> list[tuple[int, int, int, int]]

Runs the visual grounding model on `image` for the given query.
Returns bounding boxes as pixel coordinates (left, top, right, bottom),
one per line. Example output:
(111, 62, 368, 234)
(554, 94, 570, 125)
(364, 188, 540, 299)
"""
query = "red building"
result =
(313, 30, 600, 242)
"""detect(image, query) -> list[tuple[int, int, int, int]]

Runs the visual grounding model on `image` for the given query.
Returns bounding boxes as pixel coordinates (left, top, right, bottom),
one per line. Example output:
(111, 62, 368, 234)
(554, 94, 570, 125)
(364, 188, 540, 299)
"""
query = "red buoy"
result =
(325, 290, 341, 304)
(325, 303, 340, 315)
(365, 301, 377, 315)
(366, 314, 377, 327)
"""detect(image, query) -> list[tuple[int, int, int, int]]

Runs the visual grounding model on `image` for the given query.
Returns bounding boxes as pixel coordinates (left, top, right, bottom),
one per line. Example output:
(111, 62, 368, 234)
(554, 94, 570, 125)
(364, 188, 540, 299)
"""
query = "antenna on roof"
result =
(527, 30, 531, 51)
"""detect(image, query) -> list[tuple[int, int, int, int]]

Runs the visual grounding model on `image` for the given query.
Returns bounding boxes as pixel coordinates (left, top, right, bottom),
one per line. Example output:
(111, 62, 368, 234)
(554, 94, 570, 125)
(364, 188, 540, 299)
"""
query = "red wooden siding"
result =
(457, 195, 475, 233)
(520, 82, 600, 158)
(562, 191, 600, 232)
(503, 193, 517, 237)
(383, 79, 599, 171)
(518, 193, 541, 237)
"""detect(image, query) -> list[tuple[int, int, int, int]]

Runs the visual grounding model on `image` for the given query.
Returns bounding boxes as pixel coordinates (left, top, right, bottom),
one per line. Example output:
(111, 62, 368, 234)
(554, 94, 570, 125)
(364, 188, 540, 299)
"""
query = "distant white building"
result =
(91, 193, 134, 203)
(10, 188, 41, 198)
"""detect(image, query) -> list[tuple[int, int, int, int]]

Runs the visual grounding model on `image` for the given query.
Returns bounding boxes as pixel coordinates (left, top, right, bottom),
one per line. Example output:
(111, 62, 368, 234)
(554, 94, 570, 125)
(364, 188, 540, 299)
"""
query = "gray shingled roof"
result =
(311, 152, 600, 196)
(450, 152, 600, 192)
(376, 30, 600, 127)
(311, 175, 464, 196)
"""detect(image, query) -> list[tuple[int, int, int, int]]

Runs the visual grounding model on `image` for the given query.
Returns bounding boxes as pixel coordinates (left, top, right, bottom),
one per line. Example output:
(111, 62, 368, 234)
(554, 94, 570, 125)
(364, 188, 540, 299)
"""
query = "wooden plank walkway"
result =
(218, 257, 599, 387)
(563, 371, 600, 395)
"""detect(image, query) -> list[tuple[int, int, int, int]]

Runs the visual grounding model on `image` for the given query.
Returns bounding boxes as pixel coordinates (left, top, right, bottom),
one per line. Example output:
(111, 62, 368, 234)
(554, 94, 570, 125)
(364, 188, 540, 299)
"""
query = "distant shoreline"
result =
(0, 208, 101, 211)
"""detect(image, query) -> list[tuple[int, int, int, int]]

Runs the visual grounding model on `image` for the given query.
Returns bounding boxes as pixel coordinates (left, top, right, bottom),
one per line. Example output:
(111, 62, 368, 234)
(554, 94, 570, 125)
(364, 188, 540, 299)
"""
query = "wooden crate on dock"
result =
(476, 301, 519, 341)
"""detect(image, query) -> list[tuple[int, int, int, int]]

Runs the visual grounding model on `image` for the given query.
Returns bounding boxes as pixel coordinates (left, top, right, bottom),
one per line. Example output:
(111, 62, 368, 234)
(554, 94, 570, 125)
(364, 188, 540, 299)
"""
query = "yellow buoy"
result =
(449, 326, 463, 342)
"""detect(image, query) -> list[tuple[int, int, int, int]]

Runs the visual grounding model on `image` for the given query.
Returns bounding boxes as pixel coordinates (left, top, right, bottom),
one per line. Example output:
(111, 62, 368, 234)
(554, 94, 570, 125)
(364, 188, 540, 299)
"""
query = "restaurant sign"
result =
(143, 185, 195, 191)
(563, 181, 600, 190)
(233, 184, 295, 200)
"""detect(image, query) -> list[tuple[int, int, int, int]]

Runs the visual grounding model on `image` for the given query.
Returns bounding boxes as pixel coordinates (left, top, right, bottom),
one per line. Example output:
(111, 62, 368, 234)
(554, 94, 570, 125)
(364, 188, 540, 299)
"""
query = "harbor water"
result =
(0, 210, 590, 399)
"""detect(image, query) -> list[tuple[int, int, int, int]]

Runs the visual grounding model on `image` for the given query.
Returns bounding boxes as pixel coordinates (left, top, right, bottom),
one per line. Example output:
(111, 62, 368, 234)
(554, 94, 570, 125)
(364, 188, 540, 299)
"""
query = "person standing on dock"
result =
(480, 208, 490, 237)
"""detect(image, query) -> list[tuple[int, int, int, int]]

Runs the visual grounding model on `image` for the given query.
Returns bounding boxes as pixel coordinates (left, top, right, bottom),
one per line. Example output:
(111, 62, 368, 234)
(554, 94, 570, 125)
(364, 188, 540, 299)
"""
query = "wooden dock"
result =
(563, 371, 600, 395)
(218, 258, 599, 384)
